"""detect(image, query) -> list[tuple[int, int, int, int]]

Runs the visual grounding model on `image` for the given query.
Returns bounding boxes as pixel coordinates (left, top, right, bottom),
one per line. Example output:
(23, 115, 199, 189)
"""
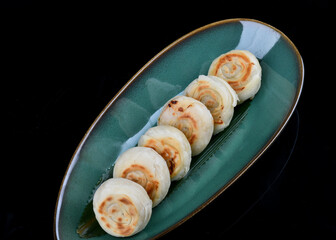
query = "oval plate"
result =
(54, 18, 304, 239)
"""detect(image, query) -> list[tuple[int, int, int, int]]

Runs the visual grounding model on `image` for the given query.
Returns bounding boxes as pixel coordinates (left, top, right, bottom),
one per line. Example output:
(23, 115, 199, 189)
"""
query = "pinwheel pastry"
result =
(158, 95, 214, 156)
(93, 178, 152, 237)
(138, 125, 192, 181)
(208, 50, 262, 103)
(113, 147, 170, 207)
(184, 75, 238, 135)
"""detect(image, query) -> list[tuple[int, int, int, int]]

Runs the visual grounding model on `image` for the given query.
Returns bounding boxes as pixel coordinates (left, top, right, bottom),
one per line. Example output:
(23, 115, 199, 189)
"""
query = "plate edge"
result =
(53, 18, 304, 240)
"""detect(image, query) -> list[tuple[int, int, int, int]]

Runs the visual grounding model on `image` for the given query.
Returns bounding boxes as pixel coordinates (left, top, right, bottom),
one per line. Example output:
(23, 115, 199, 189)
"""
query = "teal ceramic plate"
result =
(54, 19, 304, 239)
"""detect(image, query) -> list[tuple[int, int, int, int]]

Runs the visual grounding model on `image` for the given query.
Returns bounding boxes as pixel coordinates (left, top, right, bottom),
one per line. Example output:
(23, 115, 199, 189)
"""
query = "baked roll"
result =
(184, 75, 238, 135)
(113, 147, 170, 207)
(93, 178, 152, 237)
(158, 96, 214, 156)
(138, 125, 192, 181)
(208, 50, 262, 103)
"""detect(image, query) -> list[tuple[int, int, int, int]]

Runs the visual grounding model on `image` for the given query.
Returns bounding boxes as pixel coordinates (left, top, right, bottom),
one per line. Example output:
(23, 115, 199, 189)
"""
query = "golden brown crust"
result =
(97, 194, 139, 236)
(142, 139, 180, 175)
(211, 52, 253, 93)
(158, 96, 214, 156)
(162, 100, 200, 145)
(121, 164, 159, 201)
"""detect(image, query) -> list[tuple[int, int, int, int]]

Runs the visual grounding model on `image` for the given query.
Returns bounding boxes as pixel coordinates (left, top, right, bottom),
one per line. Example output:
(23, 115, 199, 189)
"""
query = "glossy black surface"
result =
(2, 1, 334, 239)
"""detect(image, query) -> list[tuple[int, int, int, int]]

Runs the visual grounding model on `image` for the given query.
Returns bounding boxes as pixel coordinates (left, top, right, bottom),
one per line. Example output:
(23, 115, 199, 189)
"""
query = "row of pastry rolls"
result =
(158, 49, 262, 152)
(92, 49, 262, 237)
(93, 125, 192, 237)
(157, 74, 239, 154)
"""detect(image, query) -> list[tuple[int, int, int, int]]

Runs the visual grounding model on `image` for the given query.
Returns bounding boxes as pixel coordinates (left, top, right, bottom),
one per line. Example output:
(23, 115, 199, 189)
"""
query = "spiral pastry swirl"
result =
(158, 96, 214, 156)
(93, 178, 152, 237)
(185, 75, 238, 135)
(138, 125, 192, 181)
(113, 147, 170, 207)
(208, 50, 262, 103)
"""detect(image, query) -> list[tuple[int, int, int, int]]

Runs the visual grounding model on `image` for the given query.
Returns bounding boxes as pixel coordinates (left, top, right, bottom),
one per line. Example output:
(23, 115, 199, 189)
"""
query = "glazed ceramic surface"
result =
(54, 19, 304, 239)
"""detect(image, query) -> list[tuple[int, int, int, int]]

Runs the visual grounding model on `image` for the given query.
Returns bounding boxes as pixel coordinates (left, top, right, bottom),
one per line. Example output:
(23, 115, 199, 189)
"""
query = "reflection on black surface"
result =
(162, 110, 300, 239)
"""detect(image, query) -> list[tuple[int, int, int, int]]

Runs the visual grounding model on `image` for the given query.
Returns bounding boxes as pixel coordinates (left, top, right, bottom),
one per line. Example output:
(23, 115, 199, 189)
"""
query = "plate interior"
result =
(55, 19, 303, 240)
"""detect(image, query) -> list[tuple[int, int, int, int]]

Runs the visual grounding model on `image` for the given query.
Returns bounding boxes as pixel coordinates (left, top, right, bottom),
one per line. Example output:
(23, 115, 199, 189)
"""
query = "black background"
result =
(1, 1, 334, 239)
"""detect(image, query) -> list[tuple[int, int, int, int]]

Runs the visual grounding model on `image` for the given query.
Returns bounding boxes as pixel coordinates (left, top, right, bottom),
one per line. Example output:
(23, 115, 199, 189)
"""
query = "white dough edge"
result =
(236, 50, 262, 103)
